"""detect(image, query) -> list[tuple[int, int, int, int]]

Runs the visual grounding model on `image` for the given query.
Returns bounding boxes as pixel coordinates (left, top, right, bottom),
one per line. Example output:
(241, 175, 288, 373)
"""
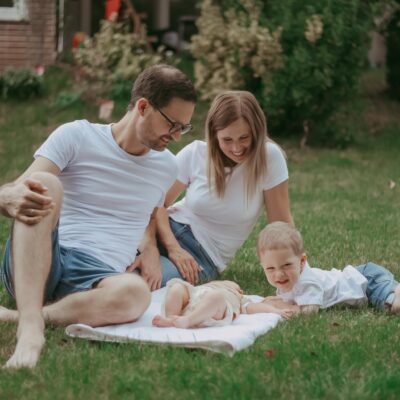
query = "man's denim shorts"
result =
(356, 262, 399, 310)
(1, 226, 121, 302)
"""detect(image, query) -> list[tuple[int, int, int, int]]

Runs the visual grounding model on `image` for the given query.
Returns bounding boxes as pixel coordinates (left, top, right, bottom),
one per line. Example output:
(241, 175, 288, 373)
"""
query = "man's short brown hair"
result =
(127, 64, 197, 110)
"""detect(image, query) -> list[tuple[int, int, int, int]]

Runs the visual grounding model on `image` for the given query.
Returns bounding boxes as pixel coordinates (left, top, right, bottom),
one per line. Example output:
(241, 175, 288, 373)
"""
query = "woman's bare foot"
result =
(5, 319, 45, 369)
(390, 285, 400, 314)
(0, 306, 18, 322)
(152, 314, 176, 327)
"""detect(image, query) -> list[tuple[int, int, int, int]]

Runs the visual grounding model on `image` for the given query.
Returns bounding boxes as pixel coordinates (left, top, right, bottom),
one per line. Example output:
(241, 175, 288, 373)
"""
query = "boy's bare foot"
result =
(390, 285, 400, 314)
(0, 306, 18, 322)
(171, 316, 191, 329)
(152, 314, 176, 327)
(5, 320, 45, 369)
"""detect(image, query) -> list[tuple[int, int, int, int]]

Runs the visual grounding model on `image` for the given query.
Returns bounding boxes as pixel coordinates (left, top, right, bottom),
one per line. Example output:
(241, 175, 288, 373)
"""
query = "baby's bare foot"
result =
(172, 316, 191, 329)
(390, 285, 400, 314)
(152, 315, 175, 327)
(0, 306, 18, 322)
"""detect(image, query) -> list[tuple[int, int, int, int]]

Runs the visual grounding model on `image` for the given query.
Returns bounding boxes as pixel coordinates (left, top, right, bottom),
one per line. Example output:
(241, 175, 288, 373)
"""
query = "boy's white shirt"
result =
(277, 263, 368, 308)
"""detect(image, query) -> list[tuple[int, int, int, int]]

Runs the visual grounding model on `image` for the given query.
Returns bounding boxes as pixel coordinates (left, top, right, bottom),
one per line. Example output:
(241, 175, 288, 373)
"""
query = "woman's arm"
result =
(156, 180, 201, 284)
(263, 180, 294, 224)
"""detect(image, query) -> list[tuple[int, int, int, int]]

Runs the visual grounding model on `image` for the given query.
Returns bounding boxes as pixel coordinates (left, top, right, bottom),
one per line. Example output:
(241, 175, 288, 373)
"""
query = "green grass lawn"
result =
(0, 66, 400, 399)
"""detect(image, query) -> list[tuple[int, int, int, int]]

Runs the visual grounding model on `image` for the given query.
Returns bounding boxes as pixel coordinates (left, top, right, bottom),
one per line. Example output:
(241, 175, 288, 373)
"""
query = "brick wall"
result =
(0, 0, 56, 72)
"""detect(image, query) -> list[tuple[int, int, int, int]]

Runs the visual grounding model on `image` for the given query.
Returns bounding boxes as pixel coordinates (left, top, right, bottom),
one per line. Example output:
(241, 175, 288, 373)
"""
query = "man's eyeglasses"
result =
(156, 108, 193, 135)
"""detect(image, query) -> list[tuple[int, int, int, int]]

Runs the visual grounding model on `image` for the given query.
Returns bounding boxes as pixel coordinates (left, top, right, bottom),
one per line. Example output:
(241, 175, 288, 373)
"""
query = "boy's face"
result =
(260, 248, 307, 293)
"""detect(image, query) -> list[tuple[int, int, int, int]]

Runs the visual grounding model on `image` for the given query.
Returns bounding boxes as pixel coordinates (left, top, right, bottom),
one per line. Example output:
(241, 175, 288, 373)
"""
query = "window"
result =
(0, 0, 28, 21)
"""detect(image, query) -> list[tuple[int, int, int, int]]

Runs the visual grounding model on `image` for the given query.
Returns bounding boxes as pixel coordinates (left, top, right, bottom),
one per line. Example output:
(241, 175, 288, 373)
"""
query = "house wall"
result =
(0, 0, 56, 72)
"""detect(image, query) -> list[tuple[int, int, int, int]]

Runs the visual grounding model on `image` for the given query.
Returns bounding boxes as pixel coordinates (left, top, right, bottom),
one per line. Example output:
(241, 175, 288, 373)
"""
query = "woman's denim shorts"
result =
(159, 219, 219, 287)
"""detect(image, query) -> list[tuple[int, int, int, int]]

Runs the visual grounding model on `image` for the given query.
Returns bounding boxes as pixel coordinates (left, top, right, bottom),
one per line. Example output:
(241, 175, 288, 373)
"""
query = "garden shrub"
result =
(386, 8, 400, 100)
(0, 68, 43, 100)
(73, 17, 175, 99)
(191, 0, 375, 145)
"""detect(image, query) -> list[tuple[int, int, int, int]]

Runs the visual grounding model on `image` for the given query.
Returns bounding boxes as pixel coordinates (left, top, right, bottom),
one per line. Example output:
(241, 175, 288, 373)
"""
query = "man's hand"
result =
(2, 178, 54, 225)
(127, 246, 162, 291)
(168, 245, 201, 284)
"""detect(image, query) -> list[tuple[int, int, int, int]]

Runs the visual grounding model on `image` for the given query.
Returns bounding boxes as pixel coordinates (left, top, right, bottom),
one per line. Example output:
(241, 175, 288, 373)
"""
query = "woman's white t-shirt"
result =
(168, 140, 288, 271)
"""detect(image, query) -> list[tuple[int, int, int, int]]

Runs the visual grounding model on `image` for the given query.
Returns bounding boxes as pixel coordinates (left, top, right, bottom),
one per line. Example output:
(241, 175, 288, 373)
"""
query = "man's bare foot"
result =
(0, 306, 18, 322)
(390, 285, 400, 314)
(171, 316, 191, 329)
(4, 320, 45, 369)
(152, 314, 176, 327)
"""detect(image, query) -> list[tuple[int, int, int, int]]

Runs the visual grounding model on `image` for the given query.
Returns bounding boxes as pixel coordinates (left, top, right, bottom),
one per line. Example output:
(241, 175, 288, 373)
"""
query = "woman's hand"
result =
(168, 245, 201, 284)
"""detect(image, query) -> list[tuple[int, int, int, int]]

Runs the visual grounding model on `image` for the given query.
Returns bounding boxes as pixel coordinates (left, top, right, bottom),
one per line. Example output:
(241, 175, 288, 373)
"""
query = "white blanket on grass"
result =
(65, 288, 282, 356)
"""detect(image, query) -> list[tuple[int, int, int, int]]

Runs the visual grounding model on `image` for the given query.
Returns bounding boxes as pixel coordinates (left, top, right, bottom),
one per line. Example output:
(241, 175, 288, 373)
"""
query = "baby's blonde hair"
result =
(257, 221, 304, 258)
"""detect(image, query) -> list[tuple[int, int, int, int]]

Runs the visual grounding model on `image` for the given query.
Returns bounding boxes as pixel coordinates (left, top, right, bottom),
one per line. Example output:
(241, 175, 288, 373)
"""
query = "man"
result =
(0, 64, 196, 368)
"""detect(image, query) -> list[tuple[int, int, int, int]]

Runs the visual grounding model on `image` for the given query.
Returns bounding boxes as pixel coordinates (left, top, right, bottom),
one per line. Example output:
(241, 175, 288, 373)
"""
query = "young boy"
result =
(257, 221, 400, 314)
(152, 278, 299, 329)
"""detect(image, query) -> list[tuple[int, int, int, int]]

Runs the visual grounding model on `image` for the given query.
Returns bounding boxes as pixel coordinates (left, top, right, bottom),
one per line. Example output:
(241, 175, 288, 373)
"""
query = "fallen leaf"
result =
(389, 180, 396, 189)
(265, 348, 278, 359)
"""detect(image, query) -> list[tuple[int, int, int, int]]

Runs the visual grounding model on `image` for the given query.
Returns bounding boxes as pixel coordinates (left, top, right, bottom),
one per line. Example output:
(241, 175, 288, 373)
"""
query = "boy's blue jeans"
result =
(356, 262, 399, 310)
(160, 219, 219, 287)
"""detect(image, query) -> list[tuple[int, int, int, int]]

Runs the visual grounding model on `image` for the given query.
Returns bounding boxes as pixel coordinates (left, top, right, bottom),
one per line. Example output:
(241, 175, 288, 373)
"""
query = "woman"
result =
(157, 91, 293, 285)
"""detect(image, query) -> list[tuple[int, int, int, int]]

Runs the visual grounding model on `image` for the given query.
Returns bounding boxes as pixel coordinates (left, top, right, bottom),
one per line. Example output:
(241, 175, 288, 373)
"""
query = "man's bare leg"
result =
(42, 273, 151, 326)
(5, 172, 62, 369)
(0, 306, 17, 322)
(1, 273, 151, 327)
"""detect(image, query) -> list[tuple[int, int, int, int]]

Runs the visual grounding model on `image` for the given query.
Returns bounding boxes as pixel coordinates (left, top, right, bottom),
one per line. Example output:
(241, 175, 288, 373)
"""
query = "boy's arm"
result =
(243, 300, 300, 320)
(300, 305, 320, 314)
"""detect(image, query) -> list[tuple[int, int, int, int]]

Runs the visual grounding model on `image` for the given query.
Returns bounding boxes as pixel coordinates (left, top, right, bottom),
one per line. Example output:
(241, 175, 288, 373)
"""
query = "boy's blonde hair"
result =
(257, 222, 304, 258)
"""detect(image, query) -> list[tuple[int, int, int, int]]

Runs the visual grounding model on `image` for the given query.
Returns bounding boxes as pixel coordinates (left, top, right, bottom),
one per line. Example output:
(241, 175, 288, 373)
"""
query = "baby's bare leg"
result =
(390, 284, 400, 314)
(152, 282, 190, 327)
(173, 291, 227, 329)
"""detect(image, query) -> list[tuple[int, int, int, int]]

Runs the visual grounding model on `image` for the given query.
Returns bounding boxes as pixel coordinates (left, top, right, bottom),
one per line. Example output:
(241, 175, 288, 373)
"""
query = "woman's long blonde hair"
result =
(206, 91, 268, 200)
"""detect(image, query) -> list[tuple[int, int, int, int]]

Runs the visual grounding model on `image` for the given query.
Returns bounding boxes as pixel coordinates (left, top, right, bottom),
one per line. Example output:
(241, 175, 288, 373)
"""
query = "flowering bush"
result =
(190, 0, 283, 100)
(192, 0, 375, 145)
(386, 7, 400, 100)
(73, 18, 173, 98)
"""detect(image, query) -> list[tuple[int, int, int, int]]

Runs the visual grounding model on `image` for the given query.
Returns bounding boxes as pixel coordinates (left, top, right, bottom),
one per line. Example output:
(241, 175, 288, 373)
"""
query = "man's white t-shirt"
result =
(35, 120, 178, 272)
(277, 263, 368, 308)
(168, 140, 288, 271)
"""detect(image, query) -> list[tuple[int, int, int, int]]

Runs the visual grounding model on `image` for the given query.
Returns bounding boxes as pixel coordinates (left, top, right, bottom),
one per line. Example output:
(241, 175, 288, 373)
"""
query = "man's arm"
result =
(127, 209, 162, 291)
(0, 157, 60, 225)
(156, 180, 200, 284)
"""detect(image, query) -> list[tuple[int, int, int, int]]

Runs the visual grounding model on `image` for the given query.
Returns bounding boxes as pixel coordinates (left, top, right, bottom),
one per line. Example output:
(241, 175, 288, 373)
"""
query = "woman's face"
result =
(216, 118, 252, 164)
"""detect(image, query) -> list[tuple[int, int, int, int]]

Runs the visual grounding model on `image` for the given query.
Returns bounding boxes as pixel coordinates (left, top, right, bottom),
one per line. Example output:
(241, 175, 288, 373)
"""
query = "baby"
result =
(152, 278, 298, 329)
(257, 221, 400, 314)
